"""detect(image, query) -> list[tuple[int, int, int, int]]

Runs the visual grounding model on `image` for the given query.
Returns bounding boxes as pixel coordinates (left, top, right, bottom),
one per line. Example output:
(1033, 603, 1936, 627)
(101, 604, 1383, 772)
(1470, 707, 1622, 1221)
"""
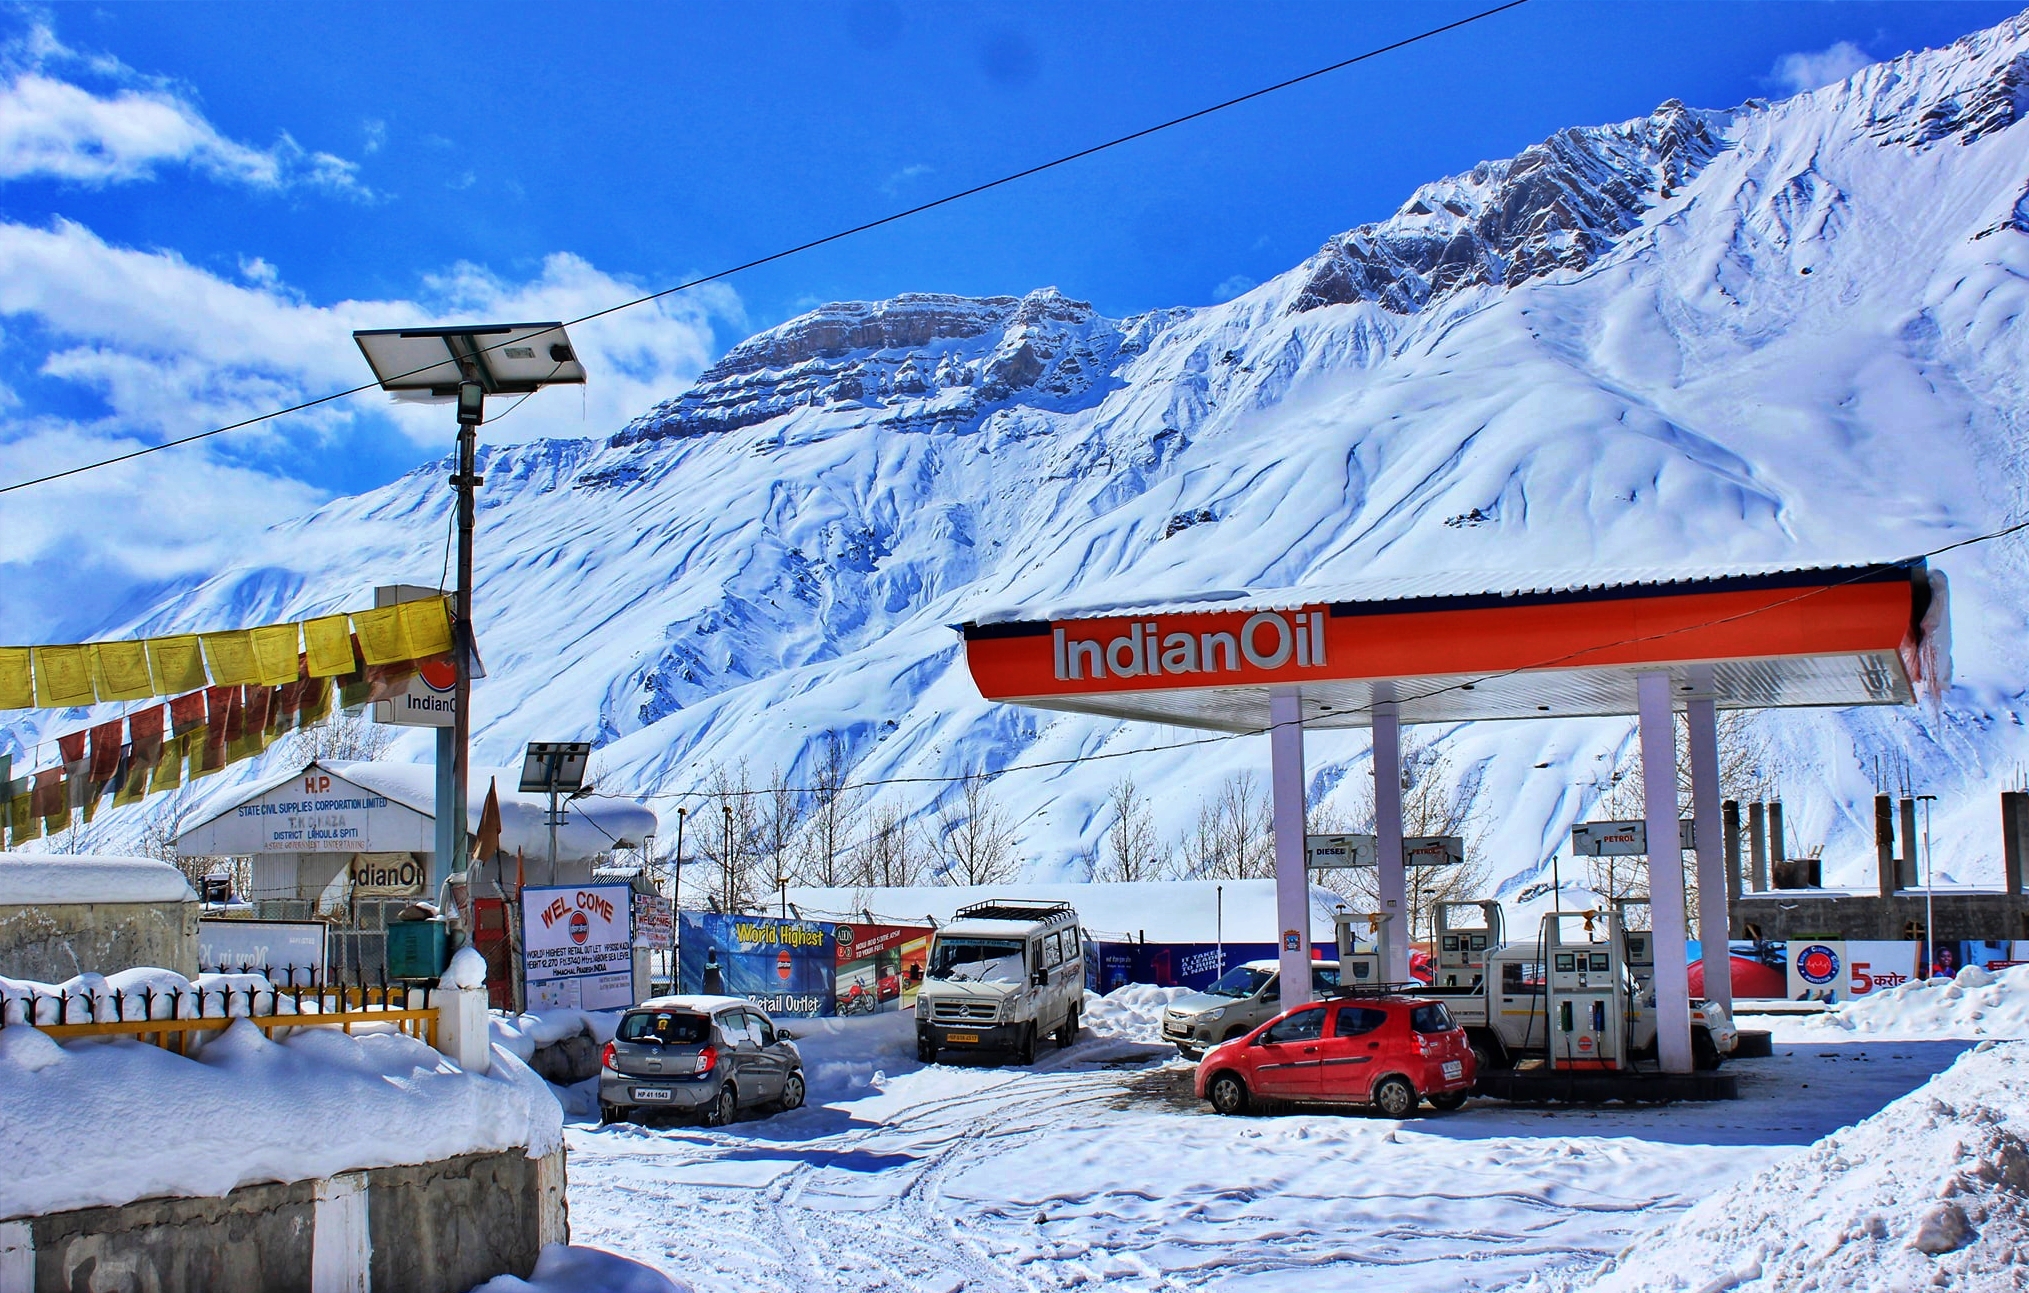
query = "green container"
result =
(386, 919, 449, 980)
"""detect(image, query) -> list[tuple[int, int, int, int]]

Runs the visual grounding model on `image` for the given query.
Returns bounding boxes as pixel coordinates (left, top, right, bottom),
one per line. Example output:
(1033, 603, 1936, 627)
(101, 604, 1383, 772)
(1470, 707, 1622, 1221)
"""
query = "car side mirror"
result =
(1032, 969, 1048, 987)
(777, 1028, 796, 1041)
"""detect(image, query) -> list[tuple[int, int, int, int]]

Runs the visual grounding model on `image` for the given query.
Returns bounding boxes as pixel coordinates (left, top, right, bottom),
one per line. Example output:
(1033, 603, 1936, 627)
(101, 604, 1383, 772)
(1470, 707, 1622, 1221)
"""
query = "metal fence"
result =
(4, 968, 440, 1054)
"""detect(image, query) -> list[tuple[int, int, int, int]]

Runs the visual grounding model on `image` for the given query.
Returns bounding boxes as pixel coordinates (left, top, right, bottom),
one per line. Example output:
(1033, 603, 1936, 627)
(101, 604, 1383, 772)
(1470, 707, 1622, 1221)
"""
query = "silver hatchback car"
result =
(598, 995, 805, 1126)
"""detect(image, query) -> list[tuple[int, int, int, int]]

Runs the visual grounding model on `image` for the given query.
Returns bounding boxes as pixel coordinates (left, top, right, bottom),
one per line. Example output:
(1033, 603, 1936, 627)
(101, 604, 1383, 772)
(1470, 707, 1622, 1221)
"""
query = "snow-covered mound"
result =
(1083, 984, 1195, 1047)
(0, 1014, 561, 1218)
(472, 1244, 690, 1293)
(22, 13, 2029, 899)
(1569, 1040, 2029, 1293)
(1784, 965, 2029, 1041)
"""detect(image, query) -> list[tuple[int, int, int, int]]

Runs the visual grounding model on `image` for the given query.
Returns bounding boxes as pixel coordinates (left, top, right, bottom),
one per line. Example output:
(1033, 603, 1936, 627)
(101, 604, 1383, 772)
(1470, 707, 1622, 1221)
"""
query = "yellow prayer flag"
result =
(113, 763, 146, 808)
(90, 640, 156, 701)
(31, 645, 97, 707)
(200, 631, 260, 687)
(0, 647, 31, 709)
(147, 635, 208, 694)
(298, 677, 333, 728)
(149, 737, 185, 794)
(302, 615, 356, 678)
(10, 793, 39, 844)
(250, 624, 302, 686)
(398, 597, 455, 658)
(350, 605, 411, 666)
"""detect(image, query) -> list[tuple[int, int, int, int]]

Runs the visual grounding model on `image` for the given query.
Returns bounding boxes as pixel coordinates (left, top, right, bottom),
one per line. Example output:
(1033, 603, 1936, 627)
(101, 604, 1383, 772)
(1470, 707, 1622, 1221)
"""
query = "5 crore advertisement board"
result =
(521, 883, 634, 1011)
(678, 912, 836, 1018)
(832, 922, 933, 1016)
(1786, 940, 1922, 1002)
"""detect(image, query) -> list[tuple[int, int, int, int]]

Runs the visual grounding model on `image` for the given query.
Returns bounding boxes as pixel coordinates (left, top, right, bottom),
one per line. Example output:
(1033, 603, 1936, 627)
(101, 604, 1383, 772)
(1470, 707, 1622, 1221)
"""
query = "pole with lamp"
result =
(351, 324, 586, 913)
(1918, 792, 1938, 976)
(722, 804, 735, 912)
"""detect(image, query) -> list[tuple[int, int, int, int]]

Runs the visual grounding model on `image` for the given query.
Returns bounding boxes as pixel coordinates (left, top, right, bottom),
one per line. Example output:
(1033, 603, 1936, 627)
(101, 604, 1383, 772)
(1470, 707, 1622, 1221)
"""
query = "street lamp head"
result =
(352, 322, 587, 403)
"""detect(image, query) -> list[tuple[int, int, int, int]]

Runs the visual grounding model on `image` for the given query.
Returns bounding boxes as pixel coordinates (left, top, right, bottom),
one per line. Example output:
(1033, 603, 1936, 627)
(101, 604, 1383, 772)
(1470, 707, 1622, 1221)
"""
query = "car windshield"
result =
(928, 937, 1026, 983)
(618, 1010, 709, 1045)
(1203, 965, 1274, 999)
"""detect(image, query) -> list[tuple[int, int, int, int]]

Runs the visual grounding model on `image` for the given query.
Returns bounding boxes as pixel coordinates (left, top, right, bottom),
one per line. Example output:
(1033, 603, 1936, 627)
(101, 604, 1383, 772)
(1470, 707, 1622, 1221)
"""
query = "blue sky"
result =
(0, 0, 2020, 640)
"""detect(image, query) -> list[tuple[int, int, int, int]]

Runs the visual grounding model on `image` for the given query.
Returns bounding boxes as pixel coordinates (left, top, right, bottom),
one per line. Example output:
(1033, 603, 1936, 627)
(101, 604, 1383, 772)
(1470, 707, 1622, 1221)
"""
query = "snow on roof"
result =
(968, 559, 1921, 625)
(0, 854, 196, 906)
(783, 878, 1348, 943)
(174, 759, 658, 862)
(637, 994, 751, 1013)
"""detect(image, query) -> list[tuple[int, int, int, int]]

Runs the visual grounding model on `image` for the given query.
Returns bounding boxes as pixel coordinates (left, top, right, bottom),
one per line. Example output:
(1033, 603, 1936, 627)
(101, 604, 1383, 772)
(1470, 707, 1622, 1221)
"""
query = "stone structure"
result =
(0, 855, 198, 980)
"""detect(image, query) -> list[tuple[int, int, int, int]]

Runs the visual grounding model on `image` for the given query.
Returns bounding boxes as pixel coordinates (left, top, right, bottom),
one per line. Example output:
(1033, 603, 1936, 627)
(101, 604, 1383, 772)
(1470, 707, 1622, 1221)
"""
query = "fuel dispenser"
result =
(1331, 908, 1385, 985)
(1539, 910, 1631, 1071)
(1434, 900, 1503, 987)
(1611, 897, 1654, 989)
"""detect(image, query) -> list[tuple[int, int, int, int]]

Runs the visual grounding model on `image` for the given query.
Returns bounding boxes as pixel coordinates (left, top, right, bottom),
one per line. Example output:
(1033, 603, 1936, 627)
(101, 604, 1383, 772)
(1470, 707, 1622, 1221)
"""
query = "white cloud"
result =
(1770, 40, 1872, 97)
(1213, 275, 1257, 302)
(0, 217, 744, 641)
(0, 21, 368, 195)
(881, 162, 933, 196)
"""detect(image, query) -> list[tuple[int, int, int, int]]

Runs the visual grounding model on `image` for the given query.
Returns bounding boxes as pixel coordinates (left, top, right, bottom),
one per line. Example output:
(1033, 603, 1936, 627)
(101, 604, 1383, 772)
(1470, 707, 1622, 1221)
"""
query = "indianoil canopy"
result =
(521, 883, 634, 1011)
(960, 563, 1943, 731)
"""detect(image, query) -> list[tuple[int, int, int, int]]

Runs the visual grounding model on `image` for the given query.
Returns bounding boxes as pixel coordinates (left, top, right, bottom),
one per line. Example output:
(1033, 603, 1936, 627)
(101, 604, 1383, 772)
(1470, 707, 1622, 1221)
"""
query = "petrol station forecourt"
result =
(960, 559, 1948, 1074)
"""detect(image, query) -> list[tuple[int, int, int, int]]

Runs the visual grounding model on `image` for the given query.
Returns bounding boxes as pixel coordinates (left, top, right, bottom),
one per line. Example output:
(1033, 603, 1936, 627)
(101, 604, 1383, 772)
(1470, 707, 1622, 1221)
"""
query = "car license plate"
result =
(1442, 1061, 1463, 1081)
(634, 1087, 673, 1101)
(946, 1032, 979, 1044)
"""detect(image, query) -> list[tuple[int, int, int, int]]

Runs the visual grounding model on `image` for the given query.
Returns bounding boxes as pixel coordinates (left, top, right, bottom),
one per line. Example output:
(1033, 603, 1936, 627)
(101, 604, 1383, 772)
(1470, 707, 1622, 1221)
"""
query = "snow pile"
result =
(2, 967, 297, 1028)
(0, 853, 195, 905)
(0, 1013, 562, 1219)
(469, 1243, 689, 1293)
(780, 1009, 919, 1101)
(1569, 1040, 2029, 1293)
(1787, 965, 2029, 1041)
(491, 1007, 620, 1063)
(1082, 984, 1194, 1046)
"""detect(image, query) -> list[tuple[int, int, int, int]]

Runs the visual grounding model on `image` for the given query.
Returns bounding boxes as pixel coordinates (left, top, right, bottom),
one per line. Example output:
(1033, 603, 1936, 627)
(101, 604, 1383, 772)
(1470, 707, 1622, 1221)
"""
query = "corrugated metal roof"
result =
(967, 558, 1921, 627)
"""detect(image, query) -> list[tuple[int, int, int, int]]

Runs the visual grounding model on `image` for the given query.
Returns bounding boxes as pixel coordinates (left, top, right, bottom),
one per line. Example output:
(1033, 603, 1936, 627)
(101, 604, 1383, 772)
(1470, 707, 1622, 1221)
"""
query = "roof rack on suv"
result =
(1324, 982, 1430, 999)
(952, 899, 1077, 923)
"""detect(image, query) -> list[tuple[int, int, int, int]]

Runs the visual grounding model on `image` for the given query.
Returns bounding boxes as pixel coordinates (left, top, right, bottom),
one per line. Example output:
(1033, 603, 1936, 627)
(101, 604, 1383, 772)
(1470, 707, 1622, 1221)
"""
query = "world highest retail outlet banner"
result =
(678, 912, 836, 1018)
(522, 883, 635, 1011)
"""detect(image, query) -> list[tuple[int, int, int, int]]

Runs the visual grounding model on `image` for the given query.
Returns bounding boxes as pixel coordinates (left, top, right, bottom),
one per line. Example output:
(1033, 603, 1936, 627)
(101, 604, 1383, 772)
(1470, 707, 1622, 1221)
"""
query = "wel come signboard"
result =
(522, 883, 633, 1011)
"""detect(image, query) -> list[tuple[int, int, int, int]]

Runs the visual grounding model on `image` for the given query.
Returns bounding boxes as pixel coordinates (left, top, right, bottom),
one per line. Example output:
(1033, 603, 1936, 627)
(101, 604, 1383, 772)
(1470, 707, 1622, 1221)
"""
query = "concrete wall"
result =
(0, 899, 199, 981)
(10, 1147, 563, 1293)
(1732, 891, 2029, 943)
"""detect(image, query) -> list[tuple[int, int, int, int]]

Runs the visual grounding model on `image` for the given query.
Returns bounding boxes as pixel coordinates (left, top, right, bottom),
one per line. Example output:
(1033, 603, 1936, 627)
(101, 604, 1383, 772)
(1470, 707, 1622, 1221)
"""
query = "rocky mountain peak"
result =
(1286, 98, 1727, 316)
(611, 287, 1122, 446)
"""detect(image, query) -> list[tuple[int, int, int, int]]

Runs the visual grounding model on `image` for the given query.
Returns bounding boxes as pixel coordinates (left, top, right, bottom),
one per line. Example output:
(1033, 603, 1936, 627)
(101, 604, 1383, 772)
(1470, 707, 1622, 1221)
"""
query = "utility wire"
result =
(0, 0, 1533, 498)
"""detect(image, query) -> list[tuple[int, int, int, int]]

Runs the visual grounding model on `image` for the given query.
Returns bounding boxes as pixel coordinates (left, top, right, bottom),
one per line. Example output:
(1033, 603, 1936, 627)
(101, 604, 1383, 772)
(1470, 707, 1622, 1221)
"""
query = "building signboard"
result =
(676, 911, 835, 1018)
(372, 656, 458, 728)
(521, 883, 634, 1011)
(632, 892, 674, 950)
(347, 852, 426, 896)
(1786, 939, 1921, 1003)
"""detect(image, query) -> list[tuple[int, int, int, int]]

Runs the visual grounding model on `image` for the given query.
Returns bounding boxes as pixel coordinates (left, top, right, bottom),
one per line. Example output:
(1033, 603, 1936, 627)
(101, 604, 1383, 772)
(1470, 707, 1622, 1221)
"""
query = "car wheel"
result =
(1427, 1090, 1468, 1111)
(702, 1084, 737, 1128)
(916, 1037, 937, 1064)
(1372, 1076, 1418, 1119)
(1016, 1023, 1037, 1065)
(1469, 1033, 1505, 1075)
(1207, 1072, 1251, 1116)
(1057, 1005, 1079, 1049)
(1692, 1028, 1722, 1071)
(1221, 1026, 1247, 1043)
(778, 1071, 806, 1112)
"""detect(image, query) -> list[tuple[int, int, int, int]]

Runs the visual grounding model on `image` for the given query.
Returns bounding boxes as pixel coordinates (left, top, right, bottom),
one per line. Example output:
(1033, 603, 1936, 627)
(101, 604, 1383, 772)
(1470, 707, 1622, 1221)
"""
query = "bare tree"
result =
(858, 798, 928, 888)
(285, 711, 393, 764)
(933, 770, 1019, 886)
(699, 762, 763, 912)
(1097, 775, 1166, 882)
(1332, 736, 1492, 943)
(1188, 771, 1271, 880)
(798, 734, 862, 889)
(758, 763, 803, 899)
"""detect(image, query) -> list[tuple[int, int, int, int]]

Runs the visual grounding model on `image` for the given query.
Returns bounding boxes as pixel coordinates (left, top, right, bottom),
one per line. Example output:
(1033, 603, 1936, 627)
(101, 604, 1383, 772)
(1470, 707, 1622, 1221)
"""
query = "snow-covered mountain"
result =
(18, 13, 2029, 899)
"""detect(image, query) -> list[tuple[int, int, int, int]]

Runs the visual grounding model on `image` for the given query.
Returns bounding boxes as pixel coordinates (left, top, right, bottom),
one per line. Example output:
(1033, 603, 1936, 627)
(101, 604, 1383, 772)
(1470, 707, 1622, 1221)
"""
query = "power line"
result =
(0, 0, 1533, 498)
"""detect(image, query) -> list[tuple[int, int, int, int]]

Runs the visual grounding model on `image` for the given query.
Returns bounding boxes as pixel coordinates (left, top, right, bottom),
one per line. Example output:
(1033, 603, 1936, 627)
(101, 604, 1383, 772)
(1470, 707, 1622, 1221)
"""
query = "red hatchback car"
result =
(1194, 995, 1475, 1118)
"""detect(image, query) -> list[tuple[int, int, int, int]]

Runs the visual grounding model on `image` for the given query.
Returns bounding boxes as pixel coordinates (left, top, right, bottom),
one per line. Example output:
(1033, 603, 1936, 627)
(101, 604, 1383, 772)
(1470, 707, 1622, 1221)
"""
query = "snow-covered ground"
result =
(552, 977, 2024, 1291)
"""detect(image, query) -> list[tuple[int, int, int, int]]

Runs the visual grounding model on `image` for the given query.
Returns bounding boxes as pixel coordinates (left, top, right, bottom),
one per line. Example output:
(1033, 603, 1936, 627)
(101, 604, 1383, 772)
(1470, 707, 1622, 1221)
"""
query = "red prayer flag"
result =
(169, 690, 206, 737)
(56, 730, 86, 767)
(89, 721, 122, 782)
(30, 768, 63, 817)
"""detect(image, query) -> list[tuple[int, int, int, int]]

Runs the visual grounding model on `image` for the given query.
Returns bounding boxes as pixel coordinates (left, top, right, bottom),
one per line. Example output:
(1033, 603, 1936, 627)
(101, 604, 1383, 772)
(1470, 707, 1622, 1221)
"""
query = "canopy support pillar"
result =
(1373, 694, 1408, 983)
(1687, 693, 1731, 1012)
(1639, 670, 1694, 1074)
(1269, 687, 1311, 1013)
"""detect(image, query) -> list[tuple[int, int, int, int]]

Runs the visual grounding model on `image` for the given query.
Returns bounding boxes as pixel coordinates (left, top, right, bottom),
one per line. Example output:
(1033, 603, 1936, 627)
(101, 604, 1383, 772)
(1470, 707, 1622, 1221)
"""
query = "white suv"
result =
(915, 900, 1084, 1065)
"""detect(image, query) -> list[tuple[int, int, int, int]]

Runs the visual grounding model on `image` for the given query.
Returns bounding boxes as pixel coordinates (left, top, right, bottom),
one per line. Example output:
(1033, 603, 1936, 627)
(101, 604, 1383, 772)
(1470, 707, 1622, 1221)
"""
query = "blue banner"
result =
(1086, 942, 1279, 994)
(677, 911, 836, 1017)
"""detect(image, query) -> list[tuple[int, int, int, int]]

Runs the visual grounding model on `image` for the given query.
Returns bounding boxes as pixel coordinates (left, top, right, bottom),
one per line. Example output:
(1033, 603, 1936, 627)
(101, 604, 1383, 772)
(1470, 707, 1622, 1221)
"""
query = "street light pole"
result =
(451, 380, 483, 881)
(1918, 793, 1938, 976)
(722, 804, 734, 912)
